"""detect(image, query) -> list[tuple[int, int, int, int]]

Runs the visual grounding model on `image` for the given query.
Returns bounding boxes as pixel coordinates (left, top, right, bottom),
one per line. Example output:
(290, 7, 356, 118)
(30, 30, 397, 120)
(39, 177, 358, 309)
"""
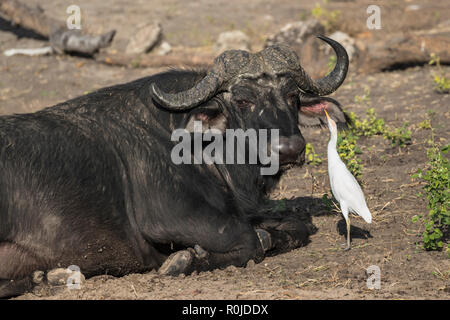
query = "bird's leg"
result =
(343, 217, 351, 251)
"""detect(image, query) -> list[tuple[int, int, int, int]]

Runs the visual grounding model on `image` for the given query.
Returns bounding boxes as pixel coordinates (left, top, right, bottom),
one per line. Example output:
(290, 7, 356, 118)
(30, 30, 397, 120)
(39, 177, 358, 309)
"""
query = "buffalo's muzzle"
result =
(273, 135, 305, 165)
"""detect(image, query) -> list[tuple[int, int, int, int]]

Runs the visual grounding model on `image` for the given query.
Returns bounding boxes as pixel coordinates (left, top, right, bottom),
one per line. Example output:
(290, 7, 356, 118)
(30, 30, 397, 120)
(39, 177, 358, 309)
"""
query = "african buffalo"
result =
(0, 35, 349, 297)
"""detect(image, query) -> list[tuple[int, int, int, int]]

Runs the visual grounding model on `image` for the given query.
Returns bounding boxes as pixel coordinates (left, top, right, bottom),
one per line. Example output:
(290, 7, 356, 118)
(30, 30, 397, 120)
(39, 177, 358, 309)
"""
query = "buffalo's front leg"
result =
(246, 204, 317, 255)
(148, 203, 267, 275)
(0, 242, 39, 298)
(155, 216, 313, 277)
(157, 216, 308, 276)
(254, 216, 314, 255)
(158, 227, 266, 275)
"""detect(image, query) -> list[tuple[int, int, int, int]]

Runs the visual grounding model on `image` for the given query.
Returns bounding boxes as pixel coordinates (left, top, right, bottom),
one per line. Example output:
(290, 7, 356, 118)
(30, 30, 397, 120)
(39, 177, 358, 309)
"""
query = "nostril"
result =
(276, 135, 305, 164)
(289, 135, 305, 152)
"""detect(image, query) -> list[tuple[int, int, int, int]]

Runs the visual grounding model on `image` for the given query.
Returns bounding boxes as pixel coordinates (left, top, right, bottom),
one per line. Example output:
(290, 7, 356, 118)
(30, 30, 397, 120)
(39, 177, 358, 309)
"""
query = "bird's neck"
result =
(327, 130, 339, 159)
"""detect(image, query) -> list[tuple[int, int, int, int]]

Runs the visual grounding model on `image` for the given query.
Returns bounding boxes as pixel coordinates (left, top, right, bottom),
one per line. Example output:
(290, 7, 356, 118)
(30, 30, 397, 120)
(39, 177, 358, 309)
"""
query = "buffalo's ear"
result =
(184, 101, 227, 133)
(298, 96, 349, 128)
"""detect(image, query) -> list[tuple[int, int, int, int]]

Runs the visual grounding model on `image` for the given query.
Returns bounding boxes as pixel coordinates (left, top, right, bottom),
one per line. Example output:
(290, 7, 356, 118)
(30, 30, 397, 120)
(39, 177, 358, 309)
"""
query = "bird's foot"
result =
(341, 243, 351, 251)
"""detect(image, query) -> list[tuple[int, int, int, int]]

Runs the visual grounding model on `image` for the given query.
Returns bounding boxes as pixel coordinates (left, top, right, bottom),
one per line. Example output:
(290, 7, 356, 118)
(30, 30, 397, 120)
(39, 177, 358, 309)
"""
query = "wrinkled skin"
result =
(0, 40, 349, 298)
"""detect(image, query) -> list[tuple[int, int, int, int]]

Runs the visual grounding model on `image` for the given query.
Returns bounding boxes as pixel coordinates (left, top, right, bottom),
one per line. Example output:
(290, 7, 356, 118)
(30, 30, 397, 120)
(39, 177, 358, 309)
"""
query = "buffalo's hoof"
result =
(194, 244, 208, 259)
(256, 229, 272, 252)
(0, 278, 34, 299)
(158, 250, 193, 276)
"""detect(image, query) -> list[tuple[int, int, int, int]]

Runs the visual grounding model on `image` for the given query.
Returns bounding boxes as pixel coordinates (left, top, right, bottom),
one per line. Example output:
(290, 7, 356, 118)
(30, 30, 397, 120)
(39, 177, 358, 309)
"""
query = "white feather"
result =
(326, 116, 372, 224)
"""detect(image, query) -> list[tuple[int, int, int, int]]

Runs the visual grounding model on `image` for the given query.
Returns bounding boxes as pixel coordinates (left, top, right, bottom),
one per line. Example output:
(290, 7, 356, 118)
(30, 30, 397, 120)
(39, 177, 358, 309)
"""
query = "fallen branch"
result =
(356, 31, 450, 73)
(0, 0, 115, 56)
(96, 51, 215, 68)
(3, 46, 53, 56)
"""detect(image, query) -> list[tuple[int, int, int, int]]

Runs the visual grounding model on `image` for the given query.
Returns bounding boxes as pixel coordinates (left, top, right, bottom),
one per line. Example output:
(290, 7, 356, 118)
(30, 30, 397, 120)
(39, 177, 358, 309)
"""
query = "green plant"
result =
(348, 108, 411, 147)
(321, 193, 333, 211)
(412, 139, 449, 253)
(305, 143, 323, 166)
(298, 11, 308, 21)
(130, 59, 141, 68)
(384, 122, 412, 147)
(337, 130, 363, 178)
(333, 108, 415, 179)
(418, 119, 432, 130)
(433, 75, 450, 93)
(429, 53, 450, 94)
(348, 108, 385, 137)
(432, 268, 450, 280)
(426, 109, 436, 117)
(311, 1, 340, 32)
(333, 108, 384, 179)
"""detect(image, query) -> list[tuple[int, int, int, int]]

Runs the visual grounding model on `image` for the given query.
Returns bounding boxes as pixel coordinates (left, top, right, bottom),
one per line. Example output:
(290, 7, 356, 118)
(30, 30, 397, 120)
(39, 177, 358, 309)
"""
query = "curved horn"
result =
(151, 72, 222, 111)
(294, 35, 349, 96)
(151, 50, 252, 110)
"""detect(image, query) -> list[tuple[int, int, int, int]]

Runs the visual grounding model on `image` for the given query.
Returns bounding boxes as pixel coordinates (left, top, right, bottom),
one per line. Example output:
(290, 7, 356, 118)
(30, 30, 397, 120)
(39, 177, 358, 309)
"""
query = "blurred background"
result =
(0, 0, 448, 114)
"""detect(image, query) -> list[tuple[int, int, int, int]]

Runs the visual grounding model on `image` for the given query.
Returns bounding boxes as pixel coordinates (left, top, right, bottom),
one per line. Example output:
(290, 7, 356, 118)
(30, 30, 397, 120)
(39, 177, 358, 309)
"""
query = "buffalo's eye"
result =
(287, 93, 299, 108)
(235, 99, 254, 109)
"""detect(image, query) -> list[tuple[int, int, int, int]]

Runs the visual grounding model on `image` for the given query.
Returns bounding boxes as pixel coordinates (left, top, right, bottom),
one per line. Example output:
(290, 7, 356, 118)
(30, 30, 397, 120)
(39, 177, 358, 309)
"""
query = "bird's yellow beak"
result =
(324, 109, 330, 119)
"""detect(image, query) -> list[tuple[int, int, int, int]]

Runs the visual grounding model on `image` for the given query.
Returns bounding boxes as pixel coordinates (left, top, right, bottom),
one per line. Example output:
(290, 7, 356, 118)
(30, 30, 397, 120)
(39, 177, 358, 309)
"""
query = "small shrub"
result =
(384, 122, 412, 147)
(349, 108, 385, 137)
(418, 119, 432, 130)
(412, 141, 449, 253)
(337, 130, 363, 178)
(305, 143, 323, 166)
(321, 193, 333, 211)
(348, 108, 411, 147)
(429, 53, 450, 94)
(311, 1, 341, 32)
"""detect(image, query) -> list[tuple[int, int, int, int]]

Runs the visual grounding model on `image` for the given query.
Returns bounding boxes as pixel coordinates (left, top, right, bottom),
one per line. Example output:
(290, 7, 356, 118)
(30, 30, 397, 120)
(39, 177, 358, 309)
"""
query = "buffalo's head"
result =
(151, 35, 348, 169)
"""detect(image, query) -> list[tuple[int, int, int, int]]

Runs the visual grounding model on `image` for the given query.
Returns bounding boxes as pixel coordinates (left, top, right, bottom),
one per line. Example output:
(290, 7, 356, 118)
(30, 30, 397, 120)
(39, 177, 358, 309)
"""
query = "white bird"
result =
(324, 110, 372, 250)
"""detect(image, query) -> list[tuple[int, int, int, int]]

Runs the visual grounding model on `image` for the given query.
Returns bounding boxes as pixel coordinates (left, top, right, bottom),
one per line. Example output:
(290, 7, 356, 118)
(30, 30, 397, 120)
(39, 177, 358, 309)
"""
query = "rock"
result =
(32, 270, 44, 284)
(265, 19, 324, 47)
(262, 15, 274, 22)
(156, 41, 172, 56)
(126, 22, 162, 55)
(47, 267, 85, 287)
(406, 4, 421, 11)
(328, 31, 357, 61)
(47, 268, 71, 286)
(264, 19, 327, 78)
(225, 265, 238, 272)
(213, 30, 251, 54)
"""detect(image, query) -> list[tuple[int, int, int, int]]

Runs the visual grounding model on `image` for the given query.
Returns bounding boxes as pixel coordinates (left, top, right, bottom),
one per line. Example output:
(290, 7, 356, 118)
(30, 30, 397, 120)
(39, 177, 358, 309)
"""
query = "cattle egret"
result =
(324, 110, 372, 250)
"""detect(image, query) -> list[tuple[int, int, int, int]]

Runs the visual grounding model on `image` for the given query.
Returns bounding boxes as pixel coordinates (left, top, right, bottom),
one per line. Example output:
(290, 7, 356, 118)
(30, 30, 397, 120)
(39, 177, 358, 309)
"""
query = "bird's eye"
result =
(235, 99, 253, 108)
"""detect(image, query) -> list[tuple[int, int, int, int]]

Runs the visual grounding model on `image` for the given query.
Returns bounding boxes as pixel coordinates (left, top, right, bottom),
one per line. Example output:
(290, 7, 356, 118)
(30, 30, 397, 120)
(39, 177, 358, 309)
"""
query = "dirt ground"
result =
(0, 0, 449, 300)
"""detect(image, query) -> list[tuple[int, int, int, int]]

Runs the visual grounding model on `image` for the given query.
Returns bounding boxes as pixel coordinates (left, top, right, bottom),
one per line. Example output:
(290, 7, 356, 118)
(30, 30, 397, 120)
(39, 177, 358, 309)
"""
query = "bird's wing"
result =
(329, 162, 372, 223)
